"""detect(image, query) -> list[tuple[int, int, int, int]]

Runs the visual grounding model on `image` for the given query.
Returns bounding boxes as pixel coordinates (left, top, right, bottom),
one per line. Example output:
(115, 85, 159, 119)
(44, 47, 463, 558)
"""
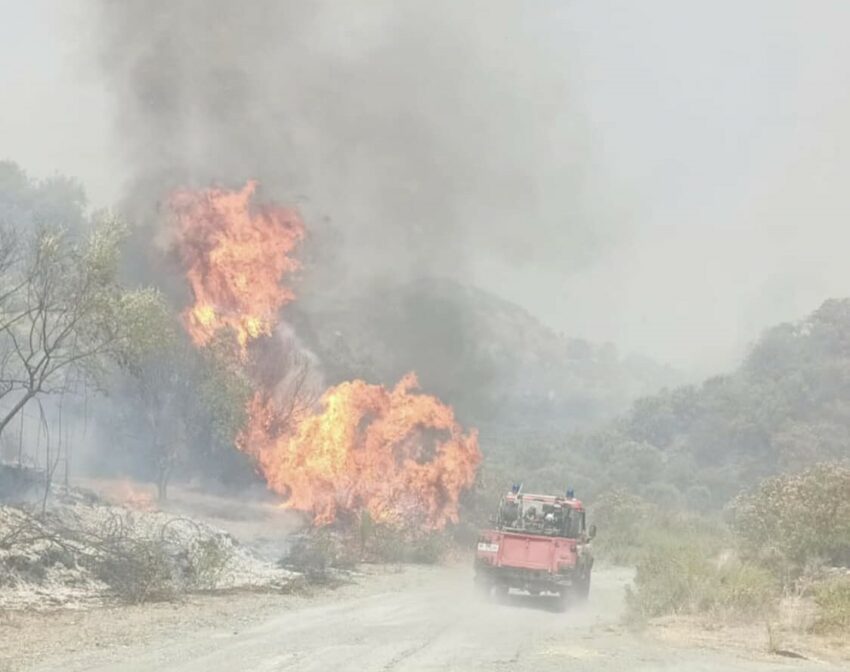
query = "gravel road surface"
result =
(19, 565, 844, 672)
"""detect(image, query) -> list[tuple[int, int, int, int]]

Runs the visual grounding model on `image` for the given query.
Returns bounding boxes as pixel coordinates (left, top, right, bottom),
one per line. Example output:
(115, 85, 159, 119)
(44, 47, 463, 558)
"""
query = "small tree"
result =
(118, 324, 257, 500)
(184, 339, 253, 483)
(138, 356, 189, 501)
(0, 216, 166, 442)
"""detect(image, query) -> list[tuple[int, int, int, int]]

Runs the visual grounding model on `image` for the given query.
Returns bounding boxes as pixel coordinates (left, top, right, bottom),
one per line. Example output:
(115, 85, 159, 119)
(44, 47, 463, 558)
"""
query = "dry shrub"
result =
(362, 526, 448, 564)
(1, 505, 235, 604)
(281, 529, 350, 583)
(92, 517, 235, 602)
(93, 537, 178, 603)
(187, 536, 233, 589)
(357, 512, 449, 564)
(281, 514, 450, 582)
(812, 576, 850, 634)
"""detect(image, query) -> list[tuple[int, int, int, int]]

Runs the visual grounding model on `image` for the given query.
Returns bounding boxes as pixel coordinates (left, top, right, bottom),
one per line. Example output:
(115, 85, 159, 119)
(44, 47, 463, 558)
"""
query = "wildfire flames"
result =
(170, 183, 480, 529)
(170, 181, 304, 353)
(240, 374, 480, 528)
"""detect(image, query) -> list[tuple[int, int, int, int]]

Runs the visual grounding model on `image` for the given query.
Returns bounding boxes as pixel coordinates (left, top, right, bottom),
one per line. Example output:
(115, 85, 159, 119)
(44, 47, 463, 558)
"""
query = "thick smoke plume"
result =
(96, 0, 604, 293)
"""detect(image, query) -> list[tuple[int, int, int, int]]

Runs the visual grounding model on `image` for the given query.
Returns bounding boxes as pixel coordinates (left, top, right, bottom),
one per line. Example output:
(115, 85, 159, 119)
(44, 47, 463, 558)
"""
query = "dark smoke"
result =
(96, 0, 609, 294)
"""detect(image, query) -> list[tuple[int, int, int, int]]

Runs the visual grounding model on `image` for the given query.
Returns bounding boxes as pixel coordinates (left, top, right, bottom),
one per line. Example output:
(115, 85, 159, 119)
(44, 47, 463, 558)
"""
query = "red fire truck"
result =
(474, 487, 595, 609)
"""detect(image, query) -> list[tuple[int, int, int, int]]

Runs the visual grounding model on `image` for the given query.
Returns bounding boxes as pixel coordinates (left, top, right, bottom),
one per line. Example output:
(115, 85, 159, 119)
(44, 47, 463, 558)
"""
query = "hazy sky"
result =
(3, 1, 850, 375)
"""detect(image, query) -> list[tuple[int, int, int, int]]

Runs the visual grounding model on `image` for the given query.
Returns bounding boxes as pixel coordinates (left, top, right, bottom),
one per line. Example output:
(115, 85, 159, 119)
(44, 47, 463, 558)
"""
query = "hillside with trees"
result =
(291, 277, 681, 432)
(503, 298, 850, 507)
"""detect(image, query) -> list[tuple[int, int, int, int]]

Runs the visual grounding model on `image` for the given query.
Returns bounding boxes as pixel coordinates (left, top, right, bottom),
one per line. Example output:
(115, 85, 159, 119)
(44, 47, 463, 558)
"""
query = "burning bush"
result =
(169, 183, 481, 530)
(240, 373, 480, 529)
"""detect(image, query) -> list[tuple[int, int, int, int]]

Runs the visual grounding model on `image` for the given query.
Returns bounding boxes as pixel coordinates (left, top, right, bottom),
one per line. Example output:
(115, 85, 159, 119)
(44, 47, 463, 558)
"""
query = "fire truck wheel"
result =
(573, 572, 591, 601)
(555, 590, 570, 612)
(492, 585, 509, 604)
(474, 579, 491, 598)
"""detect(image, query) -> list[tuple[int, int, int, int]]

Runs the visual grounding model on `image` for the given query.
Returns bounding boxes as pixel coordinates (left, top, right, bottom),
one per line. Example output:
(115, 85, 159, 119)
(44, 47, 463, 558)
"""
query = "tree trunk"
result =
(0, 390, 35, 441)
(17, 410, 24, 468)
(156, 445, 171, 502)
(156, 468, 169, 502)
(40, 414, 60, 516)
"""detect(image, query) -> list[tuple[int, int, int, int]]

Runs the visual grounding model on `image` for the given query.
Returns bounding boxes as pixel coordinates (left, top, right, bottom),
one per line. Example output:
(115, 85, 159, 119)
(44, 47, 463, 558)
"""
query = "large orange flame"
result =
(239, 373, 480, 528)
(169, 182, 480, 529)
(170, 181, 304, 353)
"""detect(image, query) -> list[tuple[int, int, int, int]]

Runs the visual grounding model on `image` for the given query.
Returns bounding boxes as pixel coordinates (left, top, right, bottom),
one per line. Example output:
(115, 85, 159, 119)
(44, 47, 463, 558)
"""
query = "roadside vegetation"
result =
(626, 545, 777, 622)
(812, 577, 850, 634)
(281, 511, 453, 582)
(618, 464, 850, 638)
(476, 298, 850, 640)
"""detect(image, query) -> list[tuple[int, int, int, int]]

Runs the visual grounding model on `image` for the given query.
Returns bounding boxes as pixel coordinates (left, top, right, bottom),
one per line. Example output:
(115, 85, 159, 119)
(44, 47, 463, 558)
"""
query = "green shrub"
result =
(715, 561, 778, 617)
(812, 576, 850, 634)
(589, 489, 654, 565)
(591, 488, 729, 565)
(626, 544, 717, 619)
(626, 543, 778, 622)
(729, 463, 850, 582)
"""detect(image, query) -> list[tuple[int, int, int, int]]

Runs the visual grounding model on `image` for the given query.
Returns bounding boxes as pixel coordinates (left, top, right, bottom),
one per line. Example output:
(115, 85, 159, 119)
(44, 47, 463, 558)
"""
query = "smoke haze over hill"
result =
(4, 2, 850, 375)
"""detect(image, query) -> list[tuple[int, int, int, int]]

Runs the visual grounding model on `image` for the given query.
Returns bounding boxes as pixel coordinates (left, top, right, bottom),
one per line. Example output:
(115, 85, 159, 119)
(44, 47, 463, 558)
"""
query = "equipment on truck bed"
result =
(474, 487, 596, 610)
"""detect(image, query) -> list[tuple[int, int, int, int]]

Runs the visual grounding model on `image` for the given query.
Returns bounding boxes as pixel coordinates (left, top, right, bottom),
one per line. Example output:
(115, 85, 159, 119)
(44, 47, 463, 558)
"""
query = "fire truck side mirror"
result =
(588, 524, 597, 540)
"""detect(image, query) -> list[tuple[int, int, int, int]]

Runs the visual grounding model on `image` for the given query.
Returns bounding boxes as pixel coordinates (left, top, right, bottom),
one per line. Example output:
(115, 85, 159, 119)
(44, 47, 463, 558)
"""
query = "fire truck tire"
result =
(555, 590, 570, 612)
(474, 578, 491, 598)
(492, 585, 509, 604)
(573, 572, 591, 601)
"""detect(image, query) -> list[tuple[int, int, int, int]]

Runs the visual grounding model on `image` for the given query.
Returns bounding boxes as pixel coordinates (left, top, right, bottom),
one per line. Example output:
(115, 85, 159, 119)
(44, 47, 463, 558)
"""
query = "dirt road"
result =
(20, 566, 843, 672)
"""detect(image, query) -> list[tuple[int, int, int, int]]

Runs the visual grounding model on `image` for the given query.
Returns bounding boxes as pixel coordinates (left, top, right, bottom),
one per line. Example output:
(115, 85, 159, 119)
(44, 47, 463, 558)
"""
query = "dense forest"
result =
(494, 298, 850, 507)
